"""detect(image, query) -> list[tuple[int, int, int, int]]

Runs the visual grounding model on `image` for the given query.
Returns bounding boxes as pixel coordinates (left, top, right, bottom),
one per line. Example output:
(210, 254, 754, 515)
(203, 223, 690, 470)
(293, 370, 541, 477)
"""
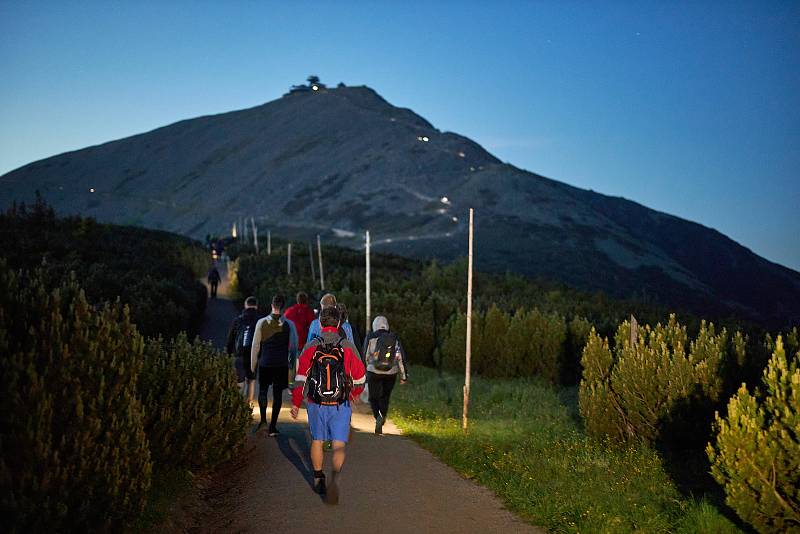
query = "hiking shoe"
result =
(325, 471, 340, 505)
(314, 475, 326, 496)
(268, 426, 280, 437)
(375, 414, 384, 435)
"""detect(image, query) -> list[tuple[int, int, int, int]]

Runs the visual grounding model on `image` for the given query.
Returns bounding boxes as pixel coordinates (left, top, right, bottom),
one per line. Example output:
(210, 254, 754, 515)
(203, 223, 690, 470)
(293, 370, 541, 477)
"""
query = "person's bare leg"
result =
(311, 440, 324, 471)
(331, 441, 346, 472)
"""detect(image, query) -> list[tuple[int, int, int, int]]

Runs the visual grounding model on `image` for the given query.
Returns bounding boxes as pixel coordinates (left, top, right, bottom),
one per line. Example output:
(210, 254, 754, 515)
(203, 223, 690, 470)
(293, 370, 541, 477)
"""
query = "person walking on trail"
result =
(336, 302, 362, 351)
(207, 266, 221, 298)
(290, 306, 366, 505)
(362, 316, 409, 435)
(284, 291, 316, 352)
(225, 296, 262, 400)
(306, 293, 355, 345)
(251, 295, 298, 437)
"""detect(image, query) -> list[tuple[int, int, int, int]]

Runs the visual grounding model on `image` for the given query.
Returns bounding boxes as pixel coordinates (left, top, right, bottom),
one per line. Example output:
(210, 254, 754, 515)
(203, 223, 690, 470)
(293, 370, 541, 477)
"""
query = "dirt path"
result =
(186, 265, 540, 533)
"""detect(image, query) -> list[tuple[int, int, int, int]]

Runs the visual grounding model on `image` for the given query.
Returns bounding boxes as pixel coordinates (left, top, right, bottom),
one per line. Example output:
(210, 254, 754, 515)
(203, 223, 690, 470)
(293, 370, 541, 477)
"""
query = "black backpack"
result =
(234, 313, 258, 359)
(307, 338, 350, 405)
(369, 331, 398, 372)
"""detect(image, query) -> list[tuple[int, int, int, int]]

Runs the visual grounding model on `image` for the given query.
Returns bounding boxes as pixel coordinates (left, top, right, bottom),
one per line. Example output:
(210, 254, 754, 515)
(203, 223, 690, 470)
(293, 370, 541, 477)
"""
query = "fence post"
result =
(317, 234, 325, 291)
(287, 243, 292, 275)
(366, 230, 371, 334)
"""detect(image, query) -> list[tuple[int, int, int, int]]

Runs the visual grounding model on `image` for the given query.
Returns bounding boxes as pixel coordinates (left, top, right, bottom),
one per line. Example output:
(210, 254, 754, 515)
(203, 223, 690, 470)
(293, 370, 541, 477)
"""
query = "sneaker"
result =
(268, 426, 280, 437)
(252, 421, 265, 434)
(325, 471, 340, 505)
(375, 414, 384, 435)
(314, 474, 326, 495)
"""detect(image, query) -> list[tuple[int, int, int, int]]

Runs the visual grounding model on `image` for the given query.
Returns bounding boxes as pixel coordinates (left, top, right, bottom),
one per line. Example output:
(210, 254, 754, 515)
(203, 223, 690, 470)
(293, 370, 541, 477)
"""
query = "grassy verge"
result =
(391, 366, 741, 533)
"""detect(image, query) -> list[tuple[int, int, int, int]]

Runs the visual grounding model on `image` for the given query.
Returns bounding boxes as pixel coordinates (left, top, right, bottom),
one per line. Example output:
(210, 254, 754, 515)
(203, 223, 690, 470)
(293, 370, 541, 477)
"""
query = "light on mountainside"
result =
(89, 188, 95, 193)
(452, 216, 458, 222)
(312, 85, 319, 91)
(441, 196, 450, 204)
(458, 151, 466, 158)
(417, 135, 429, 142)
(231, 222, 237, 238)
(707, 336, 800, 533)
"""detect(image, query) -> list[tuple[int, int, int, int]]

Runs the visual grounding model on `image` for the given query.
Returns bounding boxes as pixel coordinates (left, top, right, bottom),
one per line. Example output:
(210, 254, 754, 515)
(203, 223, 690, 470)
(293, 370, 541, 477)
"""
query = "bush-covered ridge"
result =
(0, 196, 208, 339)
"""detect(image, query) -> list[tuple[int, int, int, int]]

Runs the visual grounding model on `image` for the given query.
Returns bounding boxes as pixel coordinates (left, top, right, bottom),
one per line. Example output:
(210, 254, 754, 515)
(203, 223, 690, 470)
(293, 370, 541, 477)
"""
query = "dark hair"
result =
(336, 302, 348, 321)
(271, 295, 285, 310)
(296, 291, 308, 305)
(319, 306, 341, 327)
(244, 296, 258, 307)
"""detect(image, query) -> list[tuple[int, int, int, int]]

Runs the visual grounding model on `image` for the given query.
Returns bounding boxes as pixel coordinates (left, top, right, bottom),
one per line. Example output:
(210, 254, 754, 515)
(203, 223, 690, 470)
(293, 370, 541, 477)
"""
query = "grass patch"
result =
(391, 366, 741, 533)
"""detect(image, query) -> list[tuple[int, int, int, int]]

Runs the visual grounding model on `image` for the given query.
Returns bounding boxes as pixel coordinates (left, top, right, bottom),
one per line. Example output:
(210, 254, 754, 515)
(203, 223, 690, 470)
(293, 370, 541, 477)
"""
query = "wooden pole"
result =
(267, 230, 271, 255)
(252, 218, 259, 255)
(308, 241, 316, 282)
(317, 234, 325, 291)
(630, 314, 638, 346)
(366, 230, 371, 334)
(463, 208, 474, 432)
(287, 243, 292, 275)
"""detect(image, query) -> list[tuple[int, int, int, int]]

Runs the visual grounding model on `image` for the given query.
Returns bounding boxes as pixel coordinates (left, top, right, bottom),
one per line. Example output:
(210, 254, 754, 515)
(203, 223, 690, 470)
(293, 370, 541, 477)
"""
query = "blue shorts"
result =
(306, 402, 352, 442)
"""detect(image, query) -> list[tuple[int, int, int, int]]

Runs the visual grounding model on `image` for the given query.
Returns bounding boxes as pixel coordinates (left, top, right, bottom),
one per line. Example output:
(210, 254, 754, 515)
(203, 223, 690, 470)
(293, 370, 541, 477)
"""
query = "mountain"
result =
(2, 83, 799, 328)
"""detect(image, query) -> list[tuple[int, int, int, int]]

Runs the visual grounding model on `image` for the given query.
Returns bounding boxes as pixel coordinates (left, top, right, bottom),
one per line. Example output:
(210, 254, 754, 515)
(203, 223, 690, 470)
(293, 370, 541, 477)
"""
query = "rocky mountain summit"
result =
(2, 79, 798, 327)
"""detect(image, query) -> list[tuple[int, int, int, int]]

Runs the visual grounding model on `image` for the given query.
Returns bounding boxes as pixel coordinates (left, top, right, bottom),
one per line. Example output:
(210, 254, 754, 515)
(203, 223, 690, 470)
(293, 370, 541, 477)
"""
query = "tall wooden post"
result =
(267, 230, 271, 255)
(252, 218, 259, 255)
(463, 208, 474, 432)
(366, 230, 371, 334)
(317, 234, 325, 291)
(287, 243, 292, 275)
(630, 314, 638, 346)
(308, 241, 316, 282)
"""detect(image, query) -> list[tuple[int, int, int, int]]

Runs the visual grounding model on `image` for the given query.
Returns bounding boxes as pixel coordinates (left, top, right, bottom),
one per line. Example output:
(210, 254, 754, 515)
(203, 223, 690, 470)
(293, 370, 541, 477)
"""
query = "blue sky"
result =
(1, 1, 798, 270)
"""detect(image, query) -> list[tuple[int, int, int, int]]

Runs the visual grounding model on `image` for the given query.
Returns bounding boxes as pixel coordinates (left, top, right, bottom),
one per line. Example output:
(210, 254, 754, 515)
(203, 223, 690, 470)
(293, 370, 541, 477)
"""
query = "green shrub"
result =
(707, 336, 800, 533)
(579, 315, 728, 444)
(0, 265, 152, 532)
(140, 334, 251, 468)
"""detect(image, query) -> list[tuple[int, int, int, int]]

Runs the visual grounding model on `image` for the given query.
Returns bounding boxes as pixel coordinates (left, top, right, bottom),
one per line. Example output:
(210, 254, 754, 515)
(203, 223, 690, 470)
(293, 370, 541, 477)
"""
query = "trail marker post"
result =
(463, 208, 474, 432)
(287, 243, 292, 275)
(630, 314, 638, 346)
(251, 218, 259, 254)
(267, 230, 272, 255)
(317, 234, 325, 291)
(308, 241, 316, 282)
(366, 230, 371, 334)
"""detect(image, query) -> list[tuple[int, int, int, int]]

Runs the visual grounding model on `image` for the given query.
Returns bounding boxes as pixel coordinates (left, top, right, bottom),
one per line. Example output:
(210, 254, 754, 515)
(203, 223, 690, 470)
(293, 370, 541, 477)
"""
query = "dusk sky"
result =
(1, 1, 798, 270)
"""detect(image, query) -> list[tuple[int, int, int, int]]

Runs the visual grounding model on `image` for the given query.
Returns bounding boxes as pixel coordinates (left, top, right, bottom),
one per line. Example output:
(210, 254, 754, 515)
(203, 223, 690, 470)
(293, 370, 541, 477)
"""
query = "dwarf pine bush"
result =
(0, 265, 152, 532)
(140, 334, 251, 468)
(707, 336, 800, 533)
(579, 315, 729, 444)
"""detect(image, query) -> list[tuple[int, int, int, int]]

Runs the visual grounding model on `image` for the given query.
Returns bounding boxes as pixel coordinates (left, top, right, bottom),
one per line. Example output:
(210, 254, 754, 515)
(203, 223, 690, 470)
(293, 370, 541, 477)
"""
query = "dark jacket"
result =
(225, 307, 262, 356)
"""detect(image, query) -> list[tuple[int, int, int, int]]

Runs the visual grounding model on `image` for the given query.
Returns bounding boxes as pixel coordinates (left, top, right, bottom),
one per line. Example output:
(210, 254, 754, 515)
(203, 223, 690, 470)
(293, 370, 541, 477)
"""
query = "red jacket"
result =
(292, 327, 366, 408)
(284, 303, 316, 350)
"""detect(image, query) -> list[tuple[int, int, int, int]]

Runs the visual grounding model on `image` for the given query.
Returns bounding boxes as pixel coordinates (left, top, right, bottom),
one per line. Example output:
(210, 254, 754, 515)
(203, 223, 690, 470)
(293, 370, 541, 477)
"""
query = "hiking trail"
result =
(176, 264, 540, 533)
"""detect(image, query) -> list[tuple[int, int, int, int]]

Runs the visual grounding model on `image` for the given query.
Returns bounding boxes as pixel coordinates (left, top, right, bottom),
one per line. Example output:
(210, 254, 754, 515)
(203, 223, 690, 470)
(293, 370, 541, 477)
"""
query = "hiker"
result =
(251, 295, 298, 436)
(207, 266, 221, 298)
(306, 293, 355, 345)
(336, 302, 362, 351)
(362, 316, 409, 435)
(284, 291, 316, 352)
(225, 296, 262, 400)
(290, 305, 365, 504)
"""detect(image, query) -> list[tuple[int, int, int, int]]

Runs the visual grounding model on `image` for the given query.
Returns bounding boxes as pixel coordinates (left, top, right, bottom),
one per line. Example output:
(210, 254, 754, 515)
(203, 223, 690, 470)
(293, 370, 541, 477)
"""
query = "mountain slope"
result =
(2, 84, 798, 327)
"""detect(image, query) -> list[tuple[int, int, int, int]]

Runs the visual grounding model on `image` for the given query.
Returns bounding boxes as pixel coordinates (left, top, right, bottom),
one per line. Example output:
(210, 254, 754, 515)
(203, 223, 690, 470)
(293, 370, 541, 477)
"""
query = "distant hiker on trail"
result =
(362, 316, 408, 435)
(284, 291, 316, 353)
(251, 295, 298, 437)
(306, 293, 355, 345)
(225, 296, 262, 400)
(207, 266, 221, 298)
(291, 306, 366, 505)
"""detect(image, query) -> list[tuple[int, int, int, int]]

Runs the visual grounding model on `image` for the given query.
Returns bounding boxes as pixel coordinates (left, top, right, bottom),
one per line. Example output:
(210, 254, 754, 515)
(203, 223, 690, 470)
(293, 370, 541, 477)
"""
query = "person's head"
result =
(372, 315, 389, 332)
(244, 296, 258, 309)
(271, 295, 285, 313)
(319, 306, 341, 328)
(336, 303, 348, 322)
(320, 293, 337, 310)
(296, 291, 309, 305)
